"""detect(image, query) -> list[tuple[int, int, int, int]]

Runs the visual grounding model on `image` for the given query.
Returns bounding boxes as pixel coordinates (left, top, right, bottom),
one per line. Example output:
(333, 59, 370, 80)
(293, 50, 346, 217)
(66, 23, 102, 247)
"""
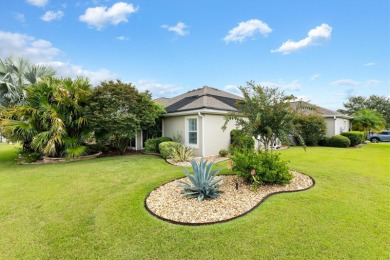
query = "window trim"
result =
(185, 116, 199, 148)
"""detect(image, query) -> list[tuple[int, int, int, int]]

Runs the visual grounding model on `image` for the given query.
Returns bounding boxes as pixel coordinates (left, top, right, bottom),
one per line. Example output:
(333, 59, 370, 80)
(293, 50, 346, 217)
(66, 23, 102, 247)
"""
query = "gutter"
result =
(198, 112, 205, 157)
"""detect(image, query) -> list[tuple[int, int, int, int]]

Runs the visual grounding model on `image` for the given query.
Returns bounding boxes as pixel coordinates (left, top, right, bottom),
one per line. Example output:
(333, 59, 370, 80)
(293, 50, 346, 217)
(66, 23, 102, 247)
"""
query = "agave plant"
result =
(179, 158, 223, 201)
(172, 144, 193, 162)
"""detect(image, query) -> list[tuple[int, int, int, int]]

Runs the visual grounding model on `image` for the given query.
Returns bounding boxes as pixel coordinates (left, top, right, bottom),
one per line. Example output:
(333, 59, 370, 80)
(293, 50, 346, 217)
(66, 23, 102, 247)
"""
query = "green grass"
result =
(0, 143, 389, 259)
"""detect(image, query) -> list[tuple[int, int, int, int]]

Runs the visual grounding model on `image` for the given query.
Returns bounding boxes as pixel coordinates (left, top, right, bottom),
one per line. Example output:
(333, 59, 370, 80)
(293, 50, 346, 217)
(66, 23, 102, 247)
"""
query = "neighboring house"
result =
(155, 86, 243, 157)
(131, 87, 353, 157)
(290, 101, 353, 137)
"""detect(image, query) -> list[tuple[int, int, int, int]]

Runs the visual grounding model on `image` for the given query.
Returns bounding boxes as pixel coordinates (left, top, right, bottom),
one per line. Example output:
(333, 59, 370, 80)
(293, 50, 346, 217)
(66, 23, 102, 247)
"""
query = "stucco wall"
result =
(203, 114, 236, 156)
(325, 117, 351, 137)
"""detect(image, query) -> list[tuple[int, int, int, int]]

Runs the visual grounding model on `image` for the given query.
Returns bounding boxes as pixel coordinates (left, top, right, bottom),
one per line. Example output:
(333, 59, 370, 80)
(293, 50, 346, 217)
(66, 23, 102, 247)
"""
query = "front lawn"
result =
(0, 143, 389, 259)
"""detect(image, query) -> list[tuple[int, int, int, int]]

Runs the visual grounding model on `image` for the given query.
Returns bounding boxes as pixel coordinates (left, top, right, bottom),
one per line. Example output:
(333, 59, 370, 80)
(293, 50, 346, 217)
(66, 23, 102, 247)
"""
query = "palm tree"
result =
(0, 77, 92, 158)
(352, 109, 386, 138)
(0, 56, 56, 107)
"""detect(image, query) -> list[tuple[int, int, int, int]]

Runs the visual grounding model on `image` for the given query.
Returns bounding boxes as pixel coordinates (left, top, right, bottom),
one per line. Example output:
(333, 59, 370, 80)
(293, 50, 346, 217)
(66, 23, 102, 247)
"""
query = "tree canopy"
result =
(352, 109, 386, 134)
(338, 95, 390, 128)
(223, 81, 298, 151)
(86, 80, 165, 154)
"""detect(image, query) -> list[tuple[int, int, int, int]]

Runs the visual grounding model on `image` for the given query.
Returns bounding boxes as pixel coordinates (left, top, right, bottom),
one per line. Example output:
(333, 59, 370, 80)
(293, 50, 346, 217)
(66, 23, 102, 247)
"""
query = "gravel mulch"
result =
(145, 171, 314, 225)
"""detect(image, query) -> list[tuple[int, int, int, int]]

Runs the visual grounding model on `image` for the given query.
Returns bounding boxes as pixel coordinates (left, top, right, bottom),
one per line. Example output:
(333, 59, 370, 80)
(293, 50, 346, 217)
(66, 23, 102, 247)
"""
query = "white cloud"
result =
(364, 62, 375, 66)
(272, 23, 332, 54)
(47, 61, 117, 85)
(260, 80, 302, 91)
(26, 0, 48, 7)
(331, 79, 360, 86)
(14, 13, 26, 23)
(161, 22, 189, 36)
(41, 11, 64, 22)
(224, 19, 272, 43)
(309, 73, 320, 81)
(292, 95, 311, 102)
(116, 36, 129, 41)
(224, 84, 243, 96)
(135, 79, 183, 98)
(0, 30, 117, 85)
(366, 79, 381, 86)
(79, 2, 138, 30)
(0, 31, 61, 62)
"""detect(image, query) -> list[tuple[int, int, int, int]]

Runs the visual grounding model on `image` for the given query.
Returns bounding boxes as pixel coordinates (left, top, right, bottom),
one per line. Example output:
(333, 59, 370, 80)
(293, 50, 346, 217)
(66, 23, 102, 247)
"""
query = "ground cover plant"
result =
(0, 143, 389, 259)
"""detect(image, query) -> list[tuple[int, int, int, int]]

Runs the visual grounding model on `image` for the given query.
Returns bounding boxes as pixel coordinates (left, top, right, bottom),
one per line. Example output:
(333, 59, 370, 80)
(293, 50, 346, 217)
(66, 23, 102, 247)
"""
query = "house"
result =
(289, 101, 353, 137)
(134, 87, 353, 157)
(154, 86, 243, 157)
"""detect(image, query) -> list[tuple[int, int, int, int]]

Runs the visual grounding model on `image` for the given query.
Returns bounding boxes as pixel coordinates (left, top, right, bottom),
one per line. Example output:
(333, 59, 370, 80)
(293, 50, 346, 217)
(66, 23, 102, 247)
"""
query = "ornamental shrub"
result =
(318, 137, 330, 146)
(159, 141, 180, 159)
(219, 149, 228, 157)
(231, 149, 292, 185)
(230, 130, 254, 152)
(145, 137, 173, 153)
(293, 114, 326, 146)
(328, 135, 351, 148)
(341, 131, 364, 146)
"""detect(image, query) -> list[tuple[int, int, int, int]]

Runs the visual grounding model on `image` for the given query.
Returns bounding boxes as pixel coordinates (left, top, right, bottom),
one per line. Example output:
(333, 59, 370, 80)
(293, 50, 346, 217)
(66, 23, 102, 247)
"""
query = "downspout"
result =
(334, 116, 337, 135)
(198, 112, 205, 157)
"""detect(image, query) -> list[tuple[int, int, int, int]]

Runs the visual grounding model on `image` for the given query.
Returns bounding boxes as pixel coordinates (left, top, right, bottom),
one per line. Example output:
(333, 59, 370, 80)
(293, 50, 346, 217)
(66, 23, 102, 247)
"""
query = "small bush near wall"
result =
(328, 135, 351, 148)
(219, 149, 228, 157)
(318, 137, 330, 146)
(159, 141, 180, 159)
(145, 137, 173, 153)
(341, 131, 364, 146)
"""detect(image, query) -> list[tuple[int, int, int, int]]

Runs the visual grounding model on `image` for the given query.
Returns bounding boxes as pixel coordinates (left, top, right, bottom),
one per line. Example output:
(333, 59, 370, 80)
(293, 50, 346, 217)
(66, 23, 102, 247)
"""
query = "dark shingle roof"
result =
(156, 86, 243, 113)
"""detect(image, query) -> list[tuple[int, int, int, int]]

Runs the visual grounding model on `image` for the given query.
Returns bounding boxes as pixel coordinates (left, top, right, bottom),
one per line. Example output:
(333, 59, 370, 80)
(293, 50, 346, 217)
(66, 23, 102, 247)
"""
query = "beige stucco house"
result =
(154, 86, 242, 157)
(130, 87, 353, 156)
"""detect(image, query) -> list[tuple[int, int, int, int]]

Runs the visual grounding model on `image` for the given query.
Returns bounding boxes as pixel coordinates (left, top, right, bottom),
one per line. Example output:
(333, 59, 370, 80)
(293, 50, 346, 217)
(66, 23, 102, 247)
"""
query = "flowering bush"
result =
(231, 149, 292, 185)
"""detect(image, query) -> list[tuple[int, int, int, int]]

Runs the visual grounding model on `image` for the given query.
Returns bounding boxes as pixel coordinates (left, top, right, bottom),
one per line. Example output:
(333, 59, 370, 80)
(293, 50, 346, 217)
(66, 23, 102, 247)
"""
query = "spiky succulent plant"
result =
(178, 158, 223, 201)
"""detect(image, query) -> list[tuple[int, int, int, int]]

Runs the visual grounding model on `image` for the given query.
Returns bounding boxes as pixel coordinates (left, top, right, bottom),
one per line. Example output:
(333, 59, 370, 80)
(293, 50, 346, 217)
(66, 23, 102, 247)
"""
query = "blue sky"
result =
(0, 0, 389, 110)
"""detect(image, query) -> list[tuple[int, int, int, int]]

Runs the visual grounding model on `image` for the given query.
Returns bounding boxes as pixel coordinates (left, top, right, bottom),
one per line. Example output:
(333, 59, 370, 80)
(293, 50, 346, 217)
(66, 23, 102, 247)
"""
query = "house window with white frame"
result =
(187, 118, 198, 146)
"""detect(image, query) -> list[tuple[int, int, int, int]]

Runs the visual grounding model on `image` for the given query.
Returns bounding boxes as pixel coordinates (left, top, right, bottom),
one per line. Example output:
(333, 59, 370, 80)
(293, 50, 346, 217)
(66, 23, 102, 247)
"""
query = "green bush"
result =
(18, 147, 42, 163)
(159, 141, 180, 159)
(318, 137, 329, 146)
(293, 114, 326, 146)
(230, 130, 254, 152)
(144, 137, 173, 153)
(231, 149, 292, 185)
(179, 158, 223, 201)
(219, 149, 228, 157)
(328, 135, 351, 148)
(341, 131, 364, 146)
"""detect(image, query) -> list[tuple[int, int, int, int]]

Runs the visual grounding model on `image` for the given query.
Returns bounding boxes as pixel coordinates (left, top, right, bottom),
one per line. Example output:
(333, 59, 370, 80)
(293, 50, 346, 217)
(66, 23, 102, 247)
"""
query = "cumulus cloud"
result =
(224, 19, 272, 43)
(0, 30, 118, 85)
(41, 11, 64, 22)
(331, 79, 360, 86)
(272, 23, 332, 54)
(135, 79, 183, 98)
(0, 31, 61, 62)
(79, 2, 138, 30)
(224, 84, 242, 96)
(309, 73, 320, 81)
(26, 0, 48, 7)
(161, 22, 189, 36)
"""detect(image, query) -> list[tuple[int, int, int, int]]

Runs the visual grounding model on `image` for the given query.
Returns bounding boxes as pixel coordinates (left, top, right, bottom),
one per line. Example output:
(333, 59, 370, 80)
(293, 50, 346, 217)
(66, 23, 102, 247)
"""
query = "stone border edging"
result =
(144, 173, 315, 226)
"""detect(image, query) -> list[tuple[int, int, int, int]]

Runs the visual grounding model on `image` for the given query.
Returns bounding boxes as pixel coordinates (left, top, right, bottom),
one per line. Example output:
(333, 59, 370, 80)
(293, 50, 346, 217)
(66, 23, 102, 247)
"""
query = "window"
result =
(187, 118, 198, 146)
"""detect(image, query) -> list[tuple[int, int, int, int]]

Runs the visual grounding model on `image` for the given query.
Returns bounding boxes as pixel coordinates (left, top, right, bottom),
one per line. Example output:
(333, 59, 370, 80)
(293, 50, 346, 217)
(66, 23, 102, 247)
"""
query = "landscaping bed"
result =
(145, 171, 314, 225)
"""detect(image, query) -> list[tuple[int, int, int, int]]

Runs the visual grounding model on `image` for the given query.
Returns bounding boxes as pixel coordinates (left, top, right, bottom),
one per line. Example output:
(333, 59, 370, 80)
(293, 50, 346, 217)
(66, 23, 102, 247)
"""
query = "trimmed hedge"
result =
(341, 131, 364, 146)
(328, 135, 351, 148)
(145, 137, 173, 153)
(159, 141, 180, 159)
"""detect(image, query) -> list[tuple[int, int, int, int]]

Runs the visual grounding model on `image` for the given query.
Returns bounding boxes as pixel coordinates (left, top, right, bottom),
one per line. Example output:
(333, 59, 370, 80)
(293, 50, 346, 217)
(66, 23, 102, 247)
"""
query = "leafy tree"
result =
(0, 56, 56, 107)
(86, 80, 165, 154)
(352, 109, 386, 136)
(0, 77, 92, 158)
(338, 95, 390, 128)
(223, 81, 299, 151)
